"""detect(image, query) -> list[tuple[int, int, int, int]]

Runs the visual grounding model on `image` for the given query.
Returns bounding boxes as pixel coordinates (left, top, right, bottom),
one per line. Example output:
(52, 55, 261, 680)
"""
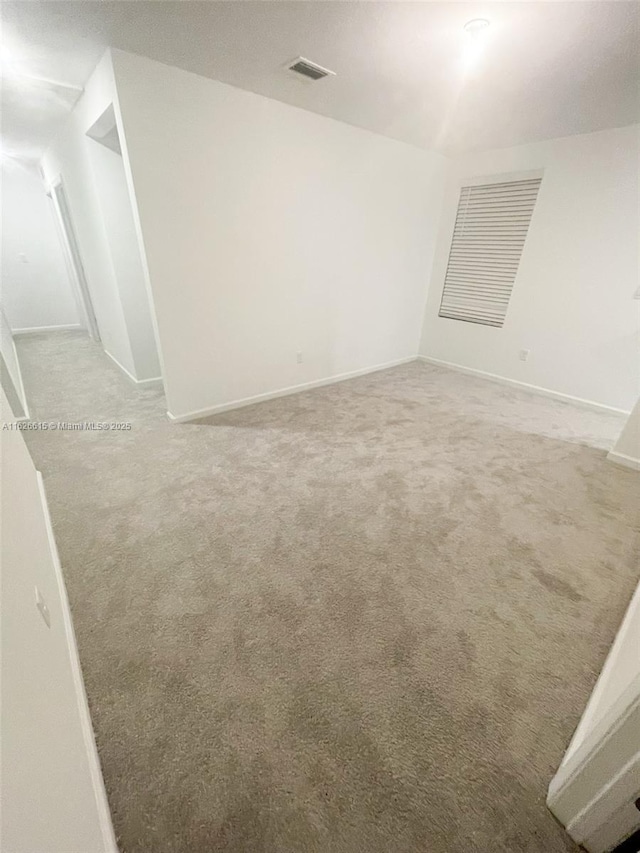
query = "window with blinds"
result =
(438, 177, 542, 327)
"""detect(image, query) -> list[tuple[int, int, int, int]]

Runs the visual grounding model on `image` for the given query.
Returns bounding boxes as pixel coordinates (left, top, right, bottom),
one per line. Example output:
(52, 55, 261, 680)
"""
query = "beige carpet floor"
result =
(17, 331, 639, 853)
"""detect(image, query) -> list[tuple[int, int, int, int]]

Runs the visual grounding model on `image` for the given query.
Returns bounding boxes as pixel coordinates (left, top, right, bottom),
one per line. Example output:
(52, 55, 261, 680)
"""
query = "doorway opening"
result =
(46, 179, 101, 342)
(83, 104, 162, 385)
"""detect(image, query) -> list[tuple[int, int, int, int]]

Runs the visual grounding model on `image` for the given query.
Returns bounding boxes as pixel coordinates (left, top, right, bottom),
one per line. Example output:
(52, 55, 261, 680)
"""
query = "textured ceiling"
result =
(2, 1, 639, 161)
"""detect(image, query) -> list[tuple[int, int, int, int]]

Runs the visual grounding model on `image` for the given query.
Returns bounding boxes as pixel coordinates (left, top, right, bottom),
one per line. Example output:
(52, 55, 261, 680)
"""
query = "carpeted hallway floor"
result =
(17, 331, 639, 853)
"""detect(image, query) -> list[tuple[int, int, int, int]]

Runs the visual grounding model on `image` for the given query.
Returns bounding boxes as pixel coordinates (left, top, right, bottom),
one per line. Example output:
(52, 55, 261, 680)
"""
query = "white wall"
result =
(41, 52, 160, 383)
(419, 125, 640, 413)
(1, 162, 80, 332)
(0, 390, 116, 853)
(608, 398, 640, 469)
(87, 138, 161, 380)
(110, 49, 446, 419)
(0, 308, 29, 418)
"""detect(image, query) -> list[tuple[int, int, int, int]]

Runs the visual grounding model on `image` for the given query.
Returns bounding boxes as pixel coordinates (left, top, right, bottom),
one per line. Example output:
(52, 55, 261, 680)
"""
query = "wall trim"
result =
(167, 355, 416, 423)
(1, 308, 30, 421)
(12, 324, 83, 336)
(559, 581, 640, 772)
(417, 356, 631, 416)
(37, 472, 118, 853)
(567, 748, 640, 846)
(103, 349, 163, 389)
(547, 677, 640, 852)
(606, 451, 640, 472)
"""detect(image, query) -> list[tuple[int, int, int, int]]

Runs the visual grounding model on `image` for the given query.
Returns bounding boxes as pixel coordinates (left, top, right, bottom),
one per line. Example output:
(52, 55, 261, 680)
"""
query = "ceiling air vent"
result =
(287, 57, 335, 81)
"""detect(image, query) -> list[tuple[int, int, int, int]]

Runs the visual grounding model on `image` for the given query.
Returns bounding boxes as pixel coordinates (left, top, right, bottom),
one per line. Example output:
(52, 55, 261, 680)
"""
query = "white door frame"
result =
(0, 306, 30, 420)
(46, 177, 101, 342)
(548, 581, 640, 852)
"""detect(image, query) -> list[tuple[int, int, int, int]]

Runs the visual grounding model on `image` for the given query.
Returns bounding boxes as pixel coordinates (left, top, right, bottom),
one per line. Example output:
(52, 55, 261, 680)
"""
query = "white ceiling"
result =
(2, 1, 639, 161)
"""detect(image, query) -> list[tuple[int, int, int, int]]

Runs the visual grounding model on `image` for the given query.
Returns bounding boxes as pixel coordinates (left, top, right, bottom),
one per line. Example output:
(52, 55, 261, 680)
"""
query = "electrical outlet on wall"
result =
(296, 351, 303, 364)
(519, 349, 530, 362)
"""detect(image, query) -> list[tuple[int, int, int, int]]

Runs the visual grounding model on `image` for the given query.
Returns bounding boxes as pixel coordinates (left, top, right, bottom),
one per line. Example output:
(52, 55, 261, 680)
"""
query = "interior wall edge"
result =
(37, 471, 119, 853)
(108, 48, 168, 388)
(166, 355, 418, 423)
(416, 356, 631, 417)
(606, 451, 640, 471)
(102, 347, 163, 388)
(12, 324, 83, 336)
(547, 681, 640, 852)
(607, 399, 640, 470)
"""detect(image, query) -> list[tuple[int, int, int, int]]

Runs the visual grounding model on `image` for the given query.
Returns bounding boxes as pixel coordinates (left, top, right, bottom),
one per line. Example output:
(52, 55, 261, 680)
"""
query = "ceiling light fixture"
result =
(464, 18, 490, 39)
(460, 18, 491, 76)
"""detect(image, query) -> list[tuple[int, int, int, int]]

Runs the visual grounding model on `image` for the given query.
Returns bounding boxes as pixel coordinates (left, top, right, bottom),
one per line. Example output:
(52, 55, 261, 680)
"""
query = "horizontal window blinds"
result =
(438, 177, 542, 327)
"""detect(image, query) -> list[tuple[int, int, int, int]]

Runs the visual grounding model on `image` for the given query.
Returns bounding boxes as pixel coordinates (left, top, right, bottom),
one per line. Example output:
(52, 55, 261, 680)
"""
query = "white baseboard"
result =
(37, 472, 118, 853)
(103, 349, 163, 389)
(132, 375, 163, 389)
(416, 356, 630, 416)
(12, 324, 83, 335)
(167, 355, 416, 423)
(606, 451, 640, 471)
